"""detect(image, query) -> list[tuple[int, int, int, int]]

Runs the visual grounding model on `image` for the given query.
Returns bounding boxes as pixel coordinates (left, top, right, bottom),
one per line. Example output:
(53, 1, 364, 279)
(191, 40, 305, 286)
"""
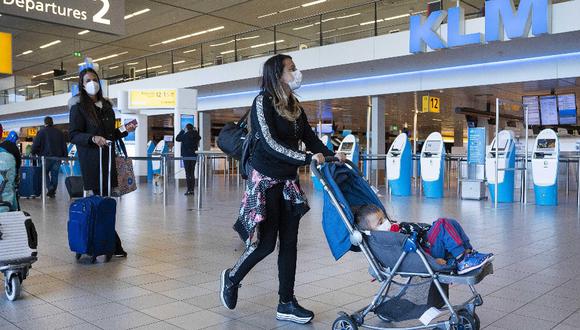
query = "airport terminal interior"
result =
(2, 0, 580, 329)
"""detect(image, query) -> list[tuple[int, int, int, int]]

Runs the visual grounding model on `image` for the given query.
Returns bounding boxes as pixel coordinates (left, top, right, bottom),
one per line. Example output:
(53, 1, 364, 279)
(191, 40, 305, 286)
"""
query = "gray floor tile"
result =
(91, 310, 159, 329)
(166, 310, 232, 329)
(141, 301, 202, 320)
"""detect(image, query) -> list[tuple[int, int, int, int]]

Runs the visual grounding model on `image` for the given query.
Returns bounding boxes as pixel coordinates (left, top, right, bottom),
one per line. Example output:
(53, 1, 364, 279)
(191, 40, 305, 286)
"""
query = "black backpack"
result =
(217, 110, 249, 160)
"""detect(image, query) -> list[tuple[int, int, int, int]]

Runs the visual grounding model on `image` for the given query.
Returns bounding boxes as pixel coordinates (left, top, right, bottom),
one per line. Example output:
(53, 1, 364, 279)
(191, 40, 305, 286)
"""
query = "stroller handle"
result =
(310, 157, 361, 182)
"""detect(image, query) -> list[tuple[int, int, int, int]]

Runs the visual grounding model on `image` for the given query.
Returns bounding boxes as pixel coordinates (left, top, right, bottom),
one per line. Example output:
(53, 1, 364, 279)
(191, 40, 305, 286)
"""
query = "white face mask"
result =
(376, 220, 392, 232)
(287, 69, 302, 91)
(84, 81, 100, 96)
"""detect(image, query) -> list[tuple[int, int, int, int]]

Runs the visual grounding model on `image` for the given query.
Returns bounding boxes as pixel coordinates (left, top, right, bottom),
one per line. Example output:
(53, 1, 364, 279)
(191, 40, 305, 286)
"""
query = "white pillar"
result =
(174, 89, 198, 179)
(198, 111, 211, 151)
(371, 95, 386, 157)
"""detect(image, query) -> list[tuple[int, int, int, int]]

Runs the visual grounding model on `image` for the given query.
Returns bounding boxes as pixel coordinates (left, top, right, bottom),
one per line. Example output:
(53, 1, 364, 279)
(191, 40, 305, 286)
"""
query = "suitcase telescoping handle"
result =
(99, 140, 113, 197)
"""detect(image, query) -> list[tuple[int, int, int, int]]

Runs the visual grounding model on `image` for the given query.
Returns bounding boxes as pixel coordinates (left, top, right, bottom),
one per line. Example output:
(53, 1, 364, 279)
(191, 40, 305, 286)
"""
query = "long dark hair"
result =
(78, 68, 107, 125)
(261, 54, 301, 121)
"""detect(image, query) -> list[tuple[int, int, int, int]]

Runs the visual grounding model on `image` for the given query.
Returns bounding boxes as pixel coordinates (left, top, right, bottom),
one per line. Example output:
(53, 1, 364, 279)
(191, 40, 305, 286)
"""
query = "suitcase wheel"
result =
(105, 254, 112, 262)
(91, 256, 97, 264)
(75, 253, 82, 261)
(5, 275, 21, 301)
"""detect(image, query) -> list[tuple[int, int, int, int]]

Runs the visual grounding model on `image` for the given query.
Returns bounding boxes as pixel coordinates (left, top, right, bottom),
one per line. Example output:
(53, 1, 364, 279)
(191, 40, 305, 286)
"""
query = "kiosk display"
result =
(539, 95, 558, 126)
(337, 134, 359, 165)
(485, 130, 516, 203)
(532, 129, 559, 206)
(522, 96, 541, 126)
(387, 133, 412, 196)
(420, 132, 445, 198)
(312, 135, 334, 191)
(557, 93, 577, 125)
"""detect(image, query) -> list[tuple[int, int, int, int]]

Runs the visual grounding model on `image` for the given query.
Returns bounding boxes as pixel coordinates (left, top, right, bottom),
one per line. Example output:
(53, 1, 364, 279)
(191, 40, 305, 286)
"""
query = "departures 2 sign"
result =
(0, 0, 125, 35)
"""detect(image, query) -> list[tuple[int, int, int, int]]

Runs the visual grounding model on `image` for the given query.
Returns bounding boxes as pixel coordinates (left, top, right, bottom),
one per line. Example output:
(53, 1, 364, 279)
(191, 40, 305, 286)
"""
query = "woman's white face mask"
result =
(84, 81, 100, 96)
(286, 69, 302, 91)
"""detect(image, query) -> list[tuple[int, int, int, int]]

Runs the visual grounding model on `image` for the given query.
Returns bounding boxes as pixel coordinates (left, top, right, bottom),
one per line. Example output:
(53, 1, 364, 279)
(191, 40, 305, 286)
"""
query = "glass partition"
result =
(321, 3, 376, 45)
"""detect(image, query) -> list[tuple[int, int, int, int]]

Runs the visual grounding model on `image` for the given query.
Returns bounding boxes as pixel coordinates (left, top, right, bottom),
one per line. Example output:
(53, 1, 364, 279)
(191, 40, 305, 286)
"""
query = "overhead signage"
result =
(422, 96, 440, 113)
(27, 127, 37, 137)
(129, 89, 177, 109)
(557, 93, 577, 125)
(539, 95, 558, 126)
(410, 0, 551, 53)
(0, 32, 12, 75)
(522, 96, 541, 126)
(0, 0, 125, 35)
(467, 127, 486, 165)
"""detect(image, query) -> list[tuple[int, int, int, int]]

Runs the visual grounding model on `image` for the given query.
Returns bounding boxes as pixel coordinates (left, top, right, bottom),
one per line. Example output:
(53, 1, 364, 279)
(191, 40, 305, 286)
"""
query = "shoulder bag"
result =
(217, 109, 250, 160)
(113, 139, 137, 196)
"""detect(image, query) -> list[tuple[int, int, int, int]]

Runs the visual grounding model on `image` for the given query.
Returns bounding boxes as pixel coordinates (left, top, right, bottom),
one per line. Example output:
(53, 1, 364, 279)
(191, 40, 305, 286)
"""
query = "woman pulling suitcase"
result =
(69, 67, 137, 258)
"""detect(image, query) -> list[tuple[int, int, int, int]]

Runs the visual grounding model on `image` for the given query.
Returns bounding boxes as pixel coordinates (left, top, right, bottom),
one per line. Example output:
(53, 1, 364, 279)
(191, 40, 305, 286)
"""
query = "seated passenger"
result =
(354, 204, 493, 275)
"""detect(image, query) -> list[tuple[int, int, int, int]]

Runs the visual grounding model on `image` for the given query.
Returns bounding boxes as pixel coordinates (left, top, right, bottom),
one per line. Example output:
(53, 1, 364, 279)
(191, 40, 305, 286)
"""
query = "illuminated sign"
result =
(422, 96, 440, 113)
(27, 127, 37, 137)
(0, 32, 12, 75)
(410, 0, 551, 53)
(128, 90, 177, 109)
(0, 0, 125, 35)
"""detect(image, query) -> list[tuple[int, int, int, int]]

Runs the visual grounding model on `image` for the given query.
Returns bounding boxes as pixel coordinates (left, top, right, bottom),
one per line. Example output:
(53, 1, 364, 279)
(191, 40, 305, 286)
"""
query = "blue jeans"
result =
(45, 159, 60, 193)
(426, 218, 473, 259)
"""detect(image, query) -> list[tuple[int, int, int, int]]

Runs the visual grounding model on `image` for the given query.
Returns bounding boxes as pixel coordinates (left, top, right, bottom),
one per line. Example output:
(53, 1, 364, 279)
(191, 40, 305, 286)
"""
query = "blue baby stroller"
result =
(311, 158, 493, 330)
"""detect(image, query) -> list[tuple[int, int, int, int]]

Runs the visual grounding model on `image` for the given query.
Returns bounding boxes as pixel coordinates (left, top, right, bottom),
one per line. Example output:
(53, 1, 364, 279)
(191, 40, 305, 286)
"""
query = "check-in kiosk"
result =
(420, 132, 445, 198)
(486, 130, 516, 203)
(313, 135, 335, 191)
(387, 133, 412, 196)
(532, 129, 559, 206)
(61, 144, 82, 176)
(338, 134, 359, 165)
(146, 141, 155, 182)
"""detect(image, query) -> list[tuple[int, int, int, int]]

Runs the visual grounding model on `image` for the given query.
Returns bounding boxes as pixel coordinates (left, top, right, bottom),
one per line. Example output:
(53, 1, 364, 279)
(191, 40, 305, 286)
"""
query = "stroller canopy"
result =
(321, 163, 386, 260)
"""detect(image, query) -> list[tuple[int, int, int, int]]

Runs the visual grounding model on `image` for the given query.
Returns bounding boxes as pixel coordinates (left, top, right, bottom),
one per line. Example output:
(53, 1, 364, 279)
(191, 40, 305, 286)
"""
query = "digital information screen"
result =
(537, 139, 556, 150)
(539, 95, 559, 126)
(522, 96, 541, 126)
(340, 142, 354, 152)
(493, 138, 509, 152)
(423, 141, 441, 153)
(557, 94, 577, 125)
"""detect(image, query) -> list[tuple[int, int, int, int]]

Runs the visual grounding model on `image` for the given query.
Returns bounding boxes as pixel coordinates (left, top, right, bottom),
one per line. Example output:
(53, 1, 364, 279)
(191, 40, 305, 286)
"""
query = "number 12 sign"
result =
(422, 96, 441, 113)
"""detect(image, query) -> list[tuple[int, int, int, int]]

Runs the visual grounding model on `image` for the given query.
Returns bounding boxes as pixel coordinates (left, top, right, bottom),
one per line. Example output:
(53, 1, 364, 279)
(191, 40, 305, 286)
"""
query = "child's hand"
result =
(435, 258, 447, 265)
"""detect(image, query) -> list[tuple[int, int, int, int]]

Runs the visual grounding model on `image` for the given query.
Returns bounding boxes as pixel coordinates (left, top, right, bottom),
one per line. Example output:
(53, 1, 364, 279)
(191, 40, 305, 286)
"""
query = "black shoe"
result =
(47, 191, 55, 198)
(220, 268, 240, 310)
(276, 296, 314, 324)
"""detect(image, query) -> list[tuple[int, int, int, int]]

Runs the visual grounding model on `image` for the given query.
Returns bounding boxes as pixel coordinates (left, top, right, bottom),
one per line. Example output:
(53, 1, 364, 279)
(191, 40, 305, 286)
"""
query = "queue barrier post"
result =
(41, 156, 46, 208)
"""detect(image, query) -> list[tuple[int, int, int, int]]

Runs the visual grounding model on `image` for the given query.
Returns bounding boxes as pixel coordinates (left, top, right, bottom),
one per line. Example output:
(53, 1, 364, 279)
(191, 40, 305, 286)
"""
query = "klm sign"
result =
(410, 0, 552, 53)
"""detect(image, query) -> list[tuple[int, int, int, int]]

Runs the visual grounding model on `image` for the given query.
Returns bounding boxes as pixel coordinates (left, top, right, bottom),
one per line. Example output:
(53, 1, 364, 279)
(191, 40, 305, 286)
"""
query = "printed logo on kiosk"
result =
(410, 0, 552, 53)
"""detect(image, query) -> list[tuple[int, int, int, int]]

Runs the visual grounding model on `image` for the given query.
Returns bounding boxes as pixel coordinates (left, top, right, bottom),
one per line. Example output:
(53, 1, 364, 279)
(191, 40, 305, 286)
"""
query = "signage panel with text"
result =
(129, 90, 177, 109)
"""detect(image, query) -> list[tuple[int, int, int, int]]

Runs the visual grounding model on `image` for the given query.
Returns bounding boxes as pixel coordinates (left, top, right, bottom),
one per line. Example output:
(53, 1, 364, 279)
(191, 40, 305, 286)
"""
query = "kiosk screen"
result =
(522, 96, 541, 126)
(493, 138, 509, 151)
(423, 141, 441, 154)
(340, 142, 354, 152)
(540, 95, 559, 125)
(537, 139, 556, 150)
(557, 94, 577, 125)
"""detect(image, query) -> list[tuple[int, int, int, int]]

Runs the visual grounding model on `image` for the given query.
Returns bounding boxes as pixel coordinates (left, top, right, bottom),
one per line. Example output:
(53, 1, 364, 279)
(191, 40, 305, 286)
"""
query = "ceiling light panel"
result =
(39, 40, 61, 49)
(77, 51, 128, 66)
(78, 30, 90, 35)
(124, 8, 151, 20)
(150, 26, 225, 46)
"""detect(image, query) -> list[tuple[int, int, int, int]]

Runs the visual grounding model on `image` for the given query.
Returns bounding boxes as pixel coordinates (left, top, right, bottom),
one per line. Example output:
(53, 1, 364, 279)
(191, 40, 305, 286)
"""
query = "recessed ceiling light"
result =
(124, 8, 150, 20)
(126, 62, 139, 66)
(173, 60, 186, 65)
(39, 40, 61, 49)
(135, 65, 162, 73)
(16, 50, 33, 57)
(183, 49, 197, 54)
(78, 30, 90, 35)
(108, 65, 119, 70)
(150, 26, 224, 46)
(77, 51, 128, 66)
(31, 71, 53, 78)
(63, 76, 76, 80)
(279, 6, 300, 13)
(302, 0, 326, 7)
(250, 40, 284, 49)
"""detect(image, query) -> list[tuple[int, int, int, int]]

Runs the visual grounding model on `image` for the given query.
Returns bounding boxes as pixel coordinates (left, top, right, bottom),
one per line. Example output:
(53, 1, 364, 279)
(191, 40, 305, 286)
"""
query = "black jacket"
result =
(69, 99, 128, 192)
(175, 129, 201, 157)
(249, 92, 333, 180)
(31, 126, 67, 158)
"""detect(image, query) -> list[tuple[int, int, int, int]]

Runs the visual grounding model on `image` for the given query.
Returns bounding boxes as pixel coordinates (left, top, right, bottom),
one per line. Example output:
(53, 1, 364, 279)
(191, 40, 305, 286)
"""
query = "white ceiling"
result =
(1, 0, 488, 82)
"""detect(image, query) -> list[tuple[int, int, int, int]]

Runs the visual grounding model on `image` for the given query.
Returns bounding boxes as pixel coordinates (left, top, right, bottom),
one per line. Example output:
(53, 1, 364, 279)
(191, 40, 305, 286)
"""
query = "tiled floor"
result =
(2, 174, 580, 329)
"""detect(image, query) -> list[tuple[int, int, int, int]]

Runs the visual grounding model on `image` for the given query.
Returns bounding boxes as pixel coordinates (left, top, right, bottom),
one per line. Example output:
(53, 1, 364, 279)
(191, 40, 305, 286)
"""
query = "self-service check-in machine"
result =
(338, 134, 359, 165)
(61, 144, 82, 176)
(313, 135, 335, 190)
(387, 133, 412, 196)
(147, 140, 168, 181)
(486, 130, 516, 203)
(421, 132, 445, 198)
(532, 129, 559, 206)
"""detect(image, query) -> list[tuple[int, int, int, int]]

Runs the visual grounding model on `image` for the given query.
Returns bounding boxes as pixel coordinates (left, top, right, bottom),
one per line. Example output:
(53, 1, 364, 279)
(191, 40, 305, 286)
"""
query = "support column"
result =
(132, 114, 148, 179)
(198, 111, 211, 151)
(174, 89, 198, 180)
(371, 96, 386, 156)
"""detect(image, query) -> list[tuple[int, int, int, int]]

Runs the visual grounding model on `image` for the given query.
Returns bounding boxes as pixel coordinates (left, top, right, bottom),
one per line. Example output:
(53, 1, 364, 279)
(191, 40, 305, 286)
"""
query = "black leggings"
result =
(229, 183, 300, 302)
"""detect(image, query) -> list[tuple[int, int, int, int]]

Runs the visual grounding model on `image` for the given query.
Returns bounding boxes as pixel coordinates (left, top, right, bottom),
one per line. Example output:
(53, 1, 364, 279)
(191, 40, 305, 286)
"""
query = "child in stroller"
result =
(313, 158, 494, 330)
(354, 204, 494, 275)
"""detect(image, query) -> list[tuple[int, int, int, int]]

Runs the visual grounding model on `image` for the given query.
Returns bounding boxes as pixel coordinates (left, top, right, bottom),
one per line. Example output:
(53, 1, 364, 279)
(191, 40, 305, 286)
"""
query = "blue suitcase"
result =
(67, 144, 116, 263)
(68, 195, 116, 263)
(19, 166, 42, 198)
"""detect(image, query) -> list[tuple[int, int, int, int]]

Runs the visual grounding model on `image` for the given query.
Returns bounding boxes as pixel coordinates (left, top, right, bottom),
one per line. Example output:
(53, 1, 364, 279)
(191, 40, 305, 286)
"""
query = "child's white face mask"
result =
(376, 220, 392, 232)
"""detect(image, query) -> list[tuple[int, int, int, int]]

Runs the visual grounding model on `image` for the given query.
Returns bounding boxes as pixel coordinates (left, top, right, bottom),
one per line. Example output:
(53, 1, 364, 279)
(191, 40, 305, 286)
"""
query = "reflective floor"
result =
(2, 174, 580, 330)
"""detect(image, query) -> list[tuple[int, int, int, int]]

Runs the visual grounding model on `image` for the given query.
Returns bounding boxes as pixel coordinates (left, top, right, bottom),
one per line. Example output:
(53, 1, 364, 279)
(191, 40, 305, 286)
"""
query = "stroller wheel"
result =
(332, 315, 358, 330)
(450, 310, 480, 330)
(5, 275, 21, 301)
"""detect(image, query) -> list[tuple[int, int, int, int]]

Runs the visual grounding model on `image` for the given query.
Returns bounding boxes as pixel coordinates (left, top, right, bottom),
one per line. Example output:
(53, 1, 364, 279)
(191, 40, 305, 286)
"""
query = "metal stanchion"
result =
(494, 98, 500, 209)
(197, 154, 203, 209)
(163, 155, 168, 207)
(384, 157, 388, 194)
(566, 160, 570, 197)
(41, 156, 46, 208)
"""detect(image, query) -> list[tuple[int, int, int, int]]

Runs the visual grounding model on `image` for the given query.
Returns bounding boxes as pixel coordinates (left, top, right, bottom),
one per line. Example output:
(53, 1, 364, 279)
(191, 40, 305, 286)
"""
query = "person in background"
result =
(0, 131, 22, 211)
(32, 116, 67, 198)
(0, 131, 22, 172)
(69, 67, 136, 258)
(175, 123, 201, 196)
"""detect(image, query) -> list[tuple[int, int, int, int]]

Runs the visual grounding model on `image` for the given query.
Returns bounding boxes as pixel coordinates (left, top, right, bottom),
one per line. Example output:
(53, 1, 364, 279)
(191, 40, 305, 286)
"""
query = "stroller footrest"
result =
(437, 262, 493, 285)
